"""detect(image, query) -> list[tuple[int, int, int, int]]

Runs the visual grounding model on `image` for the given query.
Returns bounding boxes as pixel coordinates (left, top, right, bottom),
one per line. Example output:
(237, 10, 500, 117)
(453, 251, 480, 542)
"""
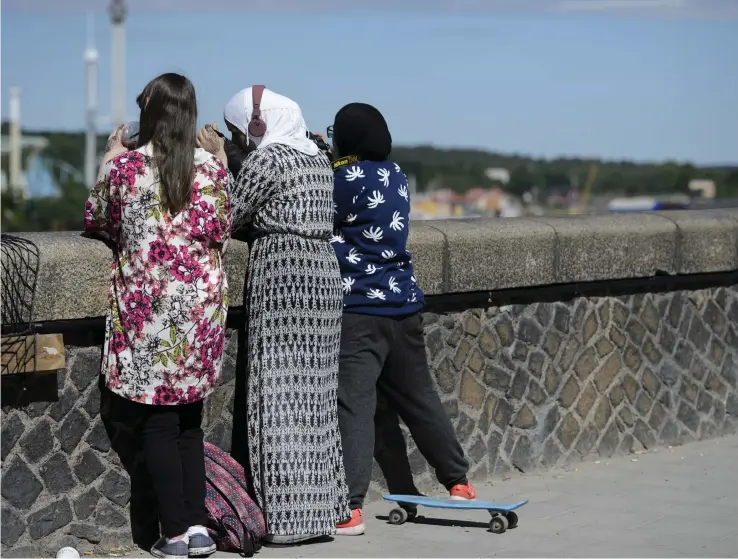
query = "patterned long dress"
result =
(230, 143, 350, 536)
(84, 146, 232, 405)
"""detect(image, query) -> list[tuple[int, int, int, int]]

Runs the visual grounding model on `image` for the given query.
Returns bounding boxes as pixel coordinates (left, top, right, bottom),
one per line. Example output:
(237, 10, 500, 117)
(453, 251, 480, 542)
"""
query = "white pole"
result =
(84, 13, 99, 188)
(110, 0, 127, 126)
(9, 86, 23, 196)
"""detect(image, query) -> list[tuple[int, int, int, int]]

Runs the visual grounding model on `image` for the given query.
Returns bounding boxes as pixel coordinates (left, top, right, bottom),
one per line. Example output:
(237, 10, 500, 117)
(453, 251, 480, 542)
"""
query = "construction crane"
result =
(569, 164, 598, 215)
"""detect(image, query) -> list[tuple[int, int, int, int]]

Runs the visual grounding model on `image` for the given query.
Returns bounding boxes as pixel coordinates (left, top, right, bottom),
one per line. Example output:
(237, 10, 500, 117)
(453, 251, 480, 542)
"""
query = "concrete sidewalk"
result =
(162, 435, 738, 558)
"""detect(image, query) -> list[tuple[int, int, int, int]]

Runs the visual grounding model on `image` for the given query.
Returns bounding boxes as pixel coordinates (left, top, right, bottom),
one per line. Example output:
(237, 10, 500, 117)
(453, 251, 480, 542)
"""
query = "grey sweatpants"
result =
(337, 312, 469, 509)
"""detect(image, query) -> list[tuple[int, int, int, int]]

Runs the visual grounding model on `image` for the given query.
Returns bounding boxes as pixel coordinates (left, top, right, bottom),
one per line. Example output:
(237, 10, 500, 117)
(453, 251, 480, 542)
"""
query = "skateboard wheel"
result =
(400, 503, 418, 521)
(489, 514, 509, 534)
(505, 511, 519, 529)
(389, 507, 408, 525)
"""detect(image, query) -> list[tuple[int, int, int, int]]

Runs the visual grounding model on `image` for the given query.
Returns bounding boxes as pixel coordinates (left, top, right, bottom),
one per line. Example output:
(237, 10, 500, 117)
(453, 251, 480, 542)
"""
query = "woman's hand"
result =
(103, 124, 134, 164)
(310, 131, 332, 158)
(311, 131, 329, 149)
(197, 124, 227, 164)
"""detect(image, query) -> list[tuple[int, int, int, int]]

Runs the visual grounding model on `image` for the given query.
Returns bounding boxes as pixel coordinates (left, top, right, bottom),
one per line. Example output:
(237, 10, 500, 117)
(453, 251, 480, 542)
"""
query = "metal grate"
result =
(1, 234, 40, 375)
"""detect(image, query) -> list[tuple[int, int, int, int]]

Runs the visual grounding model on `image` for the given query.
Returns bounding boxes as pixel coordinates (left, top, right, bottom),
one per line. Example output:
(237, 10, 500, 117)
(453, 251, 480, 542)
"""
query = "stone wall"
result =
(381, 286, 738, 496)
(2, 210, 738, 556)
(3, 286, 737, 556)
(1, 333, 238, 558)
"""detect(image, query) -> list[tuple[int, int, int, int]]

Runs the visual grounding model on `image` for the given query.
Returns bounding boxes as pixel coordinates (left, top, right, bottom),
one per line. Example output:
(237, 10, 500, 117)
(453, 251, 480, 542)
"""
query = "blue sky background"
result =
(2, 0, 737, 166)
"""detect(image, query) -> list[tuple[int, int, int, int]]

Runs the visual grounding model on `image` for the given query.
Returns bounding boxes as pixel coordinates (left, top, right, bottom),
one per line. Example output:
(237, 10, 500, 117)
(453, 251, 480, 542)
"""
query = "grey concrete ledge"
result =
(4, 209, 737, 322)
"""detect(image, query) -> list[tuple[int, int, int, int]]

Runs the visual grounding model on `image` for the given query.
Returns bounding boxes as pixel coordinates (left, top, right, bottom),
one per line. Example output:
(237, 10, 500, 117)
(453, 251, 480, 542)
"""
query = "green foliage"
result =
(1, 179, 89, 233)
(1, 122, 108, 185)
(1, 188, 29, 231)
(1, 125, 736, 234)
(391, 146, 737, 198)
(1, 123, 109, 233)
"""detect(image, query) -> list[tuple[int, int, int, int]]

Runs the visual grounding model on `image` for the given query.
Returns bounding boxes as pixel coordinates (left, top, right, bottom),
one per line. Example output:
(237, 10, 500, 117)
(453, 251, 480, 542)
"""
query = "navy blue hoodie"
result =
(332, 157, 424, 316)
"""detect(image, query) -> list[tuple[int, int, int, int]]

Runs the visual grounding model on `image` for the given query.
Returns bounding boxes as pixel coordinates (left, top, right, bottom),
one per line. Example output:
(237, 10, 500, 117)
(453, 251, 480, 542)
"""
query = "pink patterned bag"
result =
(204, 442, 266, 556)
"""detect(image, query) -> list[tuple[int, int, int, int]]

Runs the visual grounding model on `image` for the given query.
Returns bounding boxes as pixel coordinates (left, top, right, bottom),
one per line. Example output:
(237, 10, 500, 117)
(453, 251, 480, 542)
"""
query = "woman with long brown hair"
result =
(85, 73, 231, 559)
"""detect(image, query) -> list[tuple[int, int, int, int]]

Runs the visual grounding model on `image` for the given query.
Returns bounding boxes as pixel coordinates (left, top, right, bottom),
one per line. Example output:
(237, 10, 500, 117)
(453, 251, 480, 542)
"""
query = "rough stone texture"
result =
(13, 232, 250, 323)
(2, 286, 737, 554)
(0, 335, 238, 556)
(369, 285, 738, 495)
(13, 225, 444, 322)
(14, 210, 738, 321)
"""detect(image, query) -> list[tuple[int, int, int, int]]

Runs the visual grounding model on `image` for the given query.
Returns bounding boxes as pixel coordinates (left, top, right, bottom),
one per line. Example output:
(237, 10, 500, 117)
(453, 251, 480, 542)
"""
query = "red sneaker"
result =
(336, 508, 366, 536)
(449, 483, 477, 500)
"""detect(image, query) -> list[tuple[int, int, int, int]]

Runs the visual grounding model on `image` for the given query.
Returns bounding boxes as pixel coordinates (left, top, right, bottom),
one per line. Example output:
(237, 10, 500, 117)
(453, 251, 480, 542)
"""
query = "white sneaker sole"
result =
(449, 495, 476, 501)
(336, 522, 366, 536)
(188, 544, 217, 556)
(150, 548, 187, 559)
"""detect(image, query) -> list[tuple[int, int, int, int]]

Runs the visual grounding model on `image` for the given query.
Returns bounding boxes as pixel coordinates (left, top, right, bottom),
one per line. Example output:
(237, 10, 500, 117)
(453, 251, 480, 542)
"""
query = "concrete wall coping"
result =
(4, 209, 738, 323)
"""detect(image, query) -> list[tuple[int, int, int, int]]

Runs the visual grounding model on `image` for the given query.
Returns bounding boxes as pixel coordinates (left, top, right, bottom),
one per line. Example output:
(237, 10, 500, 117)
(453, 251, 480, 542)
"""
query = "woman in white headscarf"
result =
(197, 87, 350, 544)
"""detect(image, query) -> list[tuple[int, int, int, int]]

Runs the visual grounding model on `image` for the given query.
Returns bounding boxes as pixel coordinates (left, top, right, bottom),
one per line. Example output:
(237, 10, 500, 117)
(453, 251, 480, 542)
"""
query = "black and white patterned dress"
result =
(230, 143, 350, 536)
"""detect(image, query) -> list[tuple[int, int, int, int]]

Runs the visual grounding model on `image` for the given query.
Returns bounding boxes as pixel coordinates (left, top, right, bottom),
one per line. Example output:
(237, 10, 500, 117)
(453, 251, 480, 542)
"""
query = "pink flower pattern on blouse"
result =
(84, 146, 232, 405)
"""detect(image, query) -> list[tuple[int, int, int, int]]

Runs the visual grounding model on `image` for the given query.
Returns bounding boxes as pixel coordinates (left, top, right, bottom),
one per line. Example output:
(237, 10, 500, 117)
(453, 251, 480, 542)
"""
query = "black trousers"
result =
(138, 400, 208, 537)
(337, 312, 469, 510)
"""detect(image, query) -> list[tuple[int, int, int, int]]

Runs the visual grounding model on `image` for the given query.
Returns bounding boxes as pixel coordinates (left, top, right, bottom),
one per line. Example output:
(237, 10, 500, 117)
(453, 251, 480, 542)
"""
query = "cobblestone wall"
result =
(2, 286, 737, 556)
(376, 285, 738, 497)
(0, 336, 239, 558)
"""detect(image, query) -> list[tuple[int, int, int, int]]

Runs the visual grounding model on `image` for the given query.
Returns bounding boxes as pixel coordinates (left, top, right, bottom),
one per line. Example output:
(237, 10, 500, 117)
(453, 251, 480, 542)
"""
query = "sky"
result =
(2, 0, 738, 166)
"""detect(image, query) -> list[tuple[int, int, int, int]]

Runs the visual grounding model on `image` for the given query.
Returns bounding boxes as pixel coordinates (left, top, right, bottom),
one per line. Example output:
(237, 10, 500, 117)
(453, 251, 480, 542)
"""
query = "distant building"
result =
(484, 167, 510, 185)
(410, 185, 521, 219)
(688, 179, 716, 199)
(607, 196, 689, 212)
(0, 135, 50, 196)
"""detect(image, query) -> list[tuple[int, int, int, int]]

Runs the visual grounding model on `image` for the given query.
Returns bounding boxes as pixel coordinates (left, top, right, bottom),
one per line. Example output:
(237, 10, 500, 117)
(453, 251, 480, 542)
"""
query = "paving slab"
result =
(131, 435, 738, 558)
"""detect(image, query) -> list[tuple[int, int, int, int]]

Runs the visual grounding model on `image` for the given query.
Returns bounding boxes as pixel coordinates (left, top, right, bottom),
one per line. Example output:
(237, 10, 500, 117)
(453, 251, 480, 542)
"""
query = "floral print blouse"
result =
(84, 145, 232, 405)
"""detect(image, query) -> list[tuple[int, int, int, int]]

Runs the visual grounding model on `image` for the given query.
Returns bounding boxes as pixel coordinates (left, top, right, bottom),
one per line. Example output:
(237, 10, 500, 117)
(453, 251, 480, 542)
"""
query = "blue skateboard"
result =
(383, 494, 529, 534)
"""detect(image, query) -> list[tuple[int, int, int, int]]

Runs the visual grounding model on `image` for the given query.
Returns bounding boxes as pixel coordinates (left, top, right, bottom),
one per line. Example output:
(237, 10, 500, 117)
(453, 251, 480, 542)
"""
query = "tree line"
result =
(2, 125, 737, 233)
(394, 145, 738, 199)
